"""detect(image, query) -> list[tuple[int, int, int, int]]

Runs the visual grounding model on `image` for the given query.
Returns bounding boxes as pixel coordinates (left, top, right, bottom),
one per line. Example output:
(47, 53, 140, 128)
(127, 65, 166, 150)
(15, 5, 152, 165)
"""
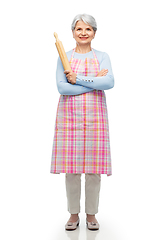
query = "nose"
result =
(82, 29, 86, 35)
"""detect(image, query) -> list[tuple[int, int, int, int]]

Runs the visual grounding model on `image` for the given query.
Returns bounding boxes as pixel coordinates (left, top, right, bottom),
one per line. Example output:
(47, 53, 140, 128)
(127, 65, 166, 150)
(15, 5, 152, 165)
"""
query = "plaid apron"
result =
(51, 49, 112, 176)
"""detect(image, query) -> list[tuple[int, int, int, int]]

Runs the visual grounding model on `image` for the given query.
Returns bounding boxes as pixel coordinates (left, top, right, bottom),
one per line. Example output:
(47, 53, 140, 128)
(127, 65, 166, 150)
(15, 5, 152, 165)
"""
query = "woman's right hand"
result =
(96, 69, 108, 77)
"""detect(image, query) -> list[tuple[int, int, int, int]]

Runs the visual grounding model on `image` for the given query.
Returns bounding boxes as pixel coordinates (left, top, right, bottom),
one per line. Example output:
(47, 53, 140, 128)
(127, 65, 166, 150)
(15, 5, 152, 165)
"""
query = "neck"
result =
(75, 43, 92, 54)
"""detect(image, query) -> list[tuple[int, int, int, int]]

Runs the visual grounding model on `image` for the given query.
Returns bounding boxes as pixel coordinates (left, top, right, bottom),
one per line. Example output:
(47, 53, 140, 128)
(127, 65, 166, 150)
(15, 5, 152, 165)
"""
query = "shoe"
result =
(86, 218, 99, 230)
(65, 217, 79, 231)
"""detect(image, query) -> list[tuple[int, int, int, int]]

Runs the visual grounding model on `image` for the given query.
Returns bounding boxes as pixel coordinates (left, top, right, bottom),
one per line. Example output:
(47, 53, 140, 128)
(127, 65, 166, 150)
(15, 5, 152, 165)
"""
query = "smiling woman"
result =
(51, 13, 114, 231)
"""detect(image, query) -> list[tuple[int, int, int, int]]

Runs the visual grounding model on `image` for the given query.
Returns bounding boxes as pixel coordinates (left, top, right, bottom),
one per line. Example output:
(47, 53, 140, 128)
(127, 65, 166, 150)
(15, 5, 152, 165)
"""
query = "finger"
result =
(66, 73, 70, 78)
(101, 71, 108, 76)
(101, 69, 108, 72)
(64, 70, 70, 75)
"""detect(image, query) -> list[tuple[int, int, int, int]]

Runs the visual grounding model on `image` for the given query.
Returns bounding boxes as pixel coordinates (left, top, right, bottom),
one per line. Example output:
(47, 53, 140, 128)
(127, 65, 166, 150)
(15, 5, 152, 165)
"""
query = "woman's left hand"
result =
(64, 70, 77, 84)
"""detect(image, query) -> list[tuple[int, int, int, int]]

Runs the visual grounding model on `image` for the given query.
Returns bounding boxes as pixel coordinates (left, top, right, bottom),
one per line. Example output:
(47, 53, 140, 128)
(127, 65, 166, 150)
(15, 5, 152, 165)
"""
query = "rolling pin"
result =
(53, 32, 72, 71)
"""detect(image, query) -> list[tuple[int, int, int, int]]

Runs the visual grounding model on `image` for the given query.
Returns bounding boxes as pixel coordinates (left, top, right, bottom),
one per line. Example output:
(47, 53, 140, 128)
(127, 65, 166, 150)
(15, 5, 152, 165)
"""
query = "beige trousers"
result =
(65, 173, 101, 215)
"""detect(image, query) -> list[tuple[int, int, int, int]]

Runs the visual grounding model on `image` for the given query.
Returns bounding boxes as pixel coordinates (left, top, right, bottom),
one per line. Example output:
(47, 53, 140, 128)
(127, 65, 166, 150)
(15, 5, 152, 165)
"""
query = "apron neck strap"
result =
(70, 48, 76, 60)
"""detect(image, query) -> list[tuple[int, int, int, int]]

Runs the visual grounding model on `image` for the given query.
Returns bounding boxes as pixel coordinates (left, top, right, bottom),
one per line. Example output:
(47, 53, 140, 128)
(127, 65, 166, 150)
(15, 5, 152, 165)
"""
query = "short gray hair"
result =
(71, 14, 97, 32)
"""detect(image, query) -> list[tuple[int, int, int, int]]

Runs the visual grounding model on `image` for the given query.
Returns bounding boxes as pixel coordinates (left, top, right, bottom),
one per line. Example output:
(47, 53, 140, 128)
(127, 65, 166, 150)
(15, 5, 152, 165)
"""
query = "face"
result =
(72, 21, 95, 46)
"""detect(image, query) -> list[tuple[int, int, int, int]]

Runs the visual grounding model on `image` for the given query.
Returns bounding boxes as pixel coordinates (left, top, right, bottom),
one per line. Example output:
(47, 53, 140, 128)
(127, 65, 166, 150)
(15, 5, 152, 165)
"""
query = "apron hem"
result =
(50, 171, 112, 176)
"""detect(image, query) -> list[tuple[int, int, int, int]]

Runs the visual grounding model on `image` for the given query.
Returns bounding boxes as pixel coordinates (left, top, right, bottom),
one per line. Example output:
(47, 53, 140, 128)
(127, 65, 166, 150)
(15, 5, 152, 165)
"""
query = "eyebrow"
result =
(76, 26, 92, 29)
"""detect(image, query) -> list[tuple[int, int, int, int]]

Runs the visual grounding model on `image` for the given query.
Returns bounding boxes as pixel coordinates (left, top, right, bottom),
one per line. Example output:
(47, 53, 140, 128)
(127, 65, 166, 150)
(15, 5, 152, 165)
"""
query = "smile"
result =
(80, 37, 88, 40)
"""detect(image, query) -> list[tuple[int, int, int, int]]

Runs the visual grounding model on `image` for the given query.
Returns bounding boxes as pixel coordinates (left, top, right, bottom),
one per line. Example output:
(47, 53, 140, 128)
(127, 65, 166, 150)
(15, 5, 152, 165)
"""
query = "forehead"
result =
(75, 20, 92, 29)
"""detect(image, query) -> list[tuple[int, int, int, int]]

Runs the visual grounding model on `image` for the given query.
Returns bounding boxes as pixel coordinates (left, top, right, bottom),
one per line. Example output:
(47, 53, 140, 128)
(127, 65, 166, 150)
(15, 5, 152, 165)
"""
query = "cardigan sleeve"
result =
(76, 52, 114, 90)
(56, 57, 94, 95)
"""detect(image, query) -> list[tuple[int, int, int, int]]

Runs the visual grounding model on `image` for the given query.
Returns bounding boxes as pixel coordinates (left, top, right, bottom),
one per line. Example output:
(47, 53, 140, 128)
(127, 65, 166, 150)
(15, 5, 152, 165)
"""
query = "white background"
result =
(0, 0, 166, 239)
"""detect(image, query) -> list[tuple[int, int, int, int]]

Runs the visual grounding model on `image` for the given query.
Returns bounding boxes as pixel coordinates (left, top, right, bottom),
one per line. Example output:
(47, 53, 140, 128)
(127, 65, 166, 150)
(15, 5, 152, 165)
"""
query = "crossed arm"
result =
(56, 52, 114, 95)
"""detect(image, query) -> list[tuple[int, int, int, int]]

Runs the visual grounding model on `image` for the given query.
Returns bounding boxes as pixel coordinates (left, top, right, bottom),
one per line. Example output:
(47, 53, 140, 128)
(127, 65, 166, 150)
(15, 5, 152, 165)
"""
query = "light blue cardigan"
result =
(56, 49, 114, 95)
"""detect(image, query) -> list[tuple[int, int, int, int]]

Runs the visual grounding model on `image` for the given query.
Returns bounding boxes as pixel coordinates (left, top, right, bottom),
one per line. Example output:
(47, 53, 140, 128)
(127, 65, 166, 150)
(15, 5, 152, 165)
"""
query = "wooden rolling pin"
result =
(53, 32, 71, 71)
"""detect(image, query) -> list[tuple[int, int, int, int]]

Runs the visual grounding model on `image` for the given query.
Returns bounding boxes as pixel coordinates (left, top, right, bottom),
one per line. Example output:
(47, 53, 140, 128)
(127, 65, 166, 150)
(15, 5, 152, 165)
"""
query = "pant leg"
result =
(85, 174, 101, 215)
(65, 173, 81, 214)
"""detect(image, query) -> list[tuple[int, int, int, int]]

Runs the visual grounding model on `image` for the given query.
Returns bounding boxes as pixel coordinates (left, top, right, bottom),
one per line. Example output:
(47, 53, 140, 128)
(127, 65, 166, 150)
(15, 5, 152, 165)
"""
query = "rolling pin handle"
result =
(54, 32, 58, 41)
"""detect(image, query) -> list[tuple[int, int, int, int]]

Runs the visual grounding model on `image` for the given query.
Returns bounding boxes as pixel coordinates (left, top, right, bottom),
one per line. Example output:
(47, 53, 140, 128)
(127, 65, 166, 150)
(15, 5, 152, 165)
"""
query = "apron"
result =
(51, 49, 112, 176)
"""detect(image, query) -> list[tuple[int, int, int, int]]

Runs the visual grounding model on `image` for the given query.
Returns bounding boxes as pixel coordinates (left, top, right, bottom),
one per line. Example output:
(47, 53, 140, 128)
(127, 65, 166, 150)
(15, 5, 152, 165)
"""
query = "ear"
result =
(72, 30, 75, 38)
(93, 30, 96, 39)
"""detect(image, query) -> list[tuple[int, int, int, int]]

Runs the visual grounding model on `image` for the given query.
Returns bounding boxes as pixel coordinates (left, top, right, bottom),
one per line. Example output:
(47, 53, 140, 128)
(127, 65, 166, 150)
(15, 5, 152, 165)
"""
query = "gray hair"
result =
(71, 14, 97, 32)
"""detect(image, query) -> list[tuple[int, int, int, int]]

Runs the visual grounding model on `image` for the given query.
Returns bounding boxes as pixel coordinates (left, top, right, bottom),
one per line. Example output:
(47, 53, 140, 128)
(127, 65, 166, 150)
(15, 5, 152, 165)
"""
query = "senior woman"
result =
(51, 14, 114, 231)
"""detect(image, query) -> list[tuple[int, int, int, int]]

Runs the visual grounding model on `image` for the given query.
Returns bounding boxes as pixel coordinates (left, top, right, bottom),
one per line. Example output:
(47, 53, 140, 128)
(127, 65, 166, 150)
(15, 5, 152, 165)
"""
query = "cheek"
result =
(73, 31, 78, 39)
(90, 33, 95, 39)
(89, 31, 95, 38)
(74, 33, 79, 38)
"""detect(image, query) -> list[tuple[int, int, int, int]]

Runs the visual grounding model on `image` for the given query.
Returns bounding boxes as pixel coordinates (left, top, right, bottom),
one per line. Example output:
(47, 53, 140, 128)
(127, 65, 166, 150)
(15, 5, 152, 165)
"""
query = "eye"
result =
(87, 28, 91, 31)
(77, 28, 82, 31)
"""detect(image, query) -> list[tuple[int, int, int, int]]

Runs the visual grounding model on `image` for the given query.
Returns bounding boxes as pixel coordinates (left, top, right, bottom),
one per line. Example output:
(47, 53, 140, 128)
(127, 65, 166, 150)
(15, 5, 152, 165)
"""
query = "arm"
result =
(56, 57, 94, 95)
(76, 52, 114, 90)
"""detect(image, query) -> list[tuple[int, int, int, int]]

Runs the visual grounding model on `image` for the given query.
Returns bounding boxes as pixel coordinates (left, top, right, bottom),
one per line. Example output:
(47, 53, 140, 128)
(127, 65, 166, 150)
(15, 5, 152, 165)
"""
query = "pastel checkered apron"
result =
(51, 49, 112, 176)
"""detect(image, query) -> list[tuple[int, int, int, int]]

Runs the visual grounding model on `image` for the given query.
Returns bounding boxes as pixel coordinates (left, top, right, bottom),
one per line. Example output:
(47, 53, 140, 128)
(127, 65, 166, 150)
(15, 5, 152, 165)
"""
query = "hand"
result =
(96, 69, 108, 77)
(64, 70, 77, 84)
